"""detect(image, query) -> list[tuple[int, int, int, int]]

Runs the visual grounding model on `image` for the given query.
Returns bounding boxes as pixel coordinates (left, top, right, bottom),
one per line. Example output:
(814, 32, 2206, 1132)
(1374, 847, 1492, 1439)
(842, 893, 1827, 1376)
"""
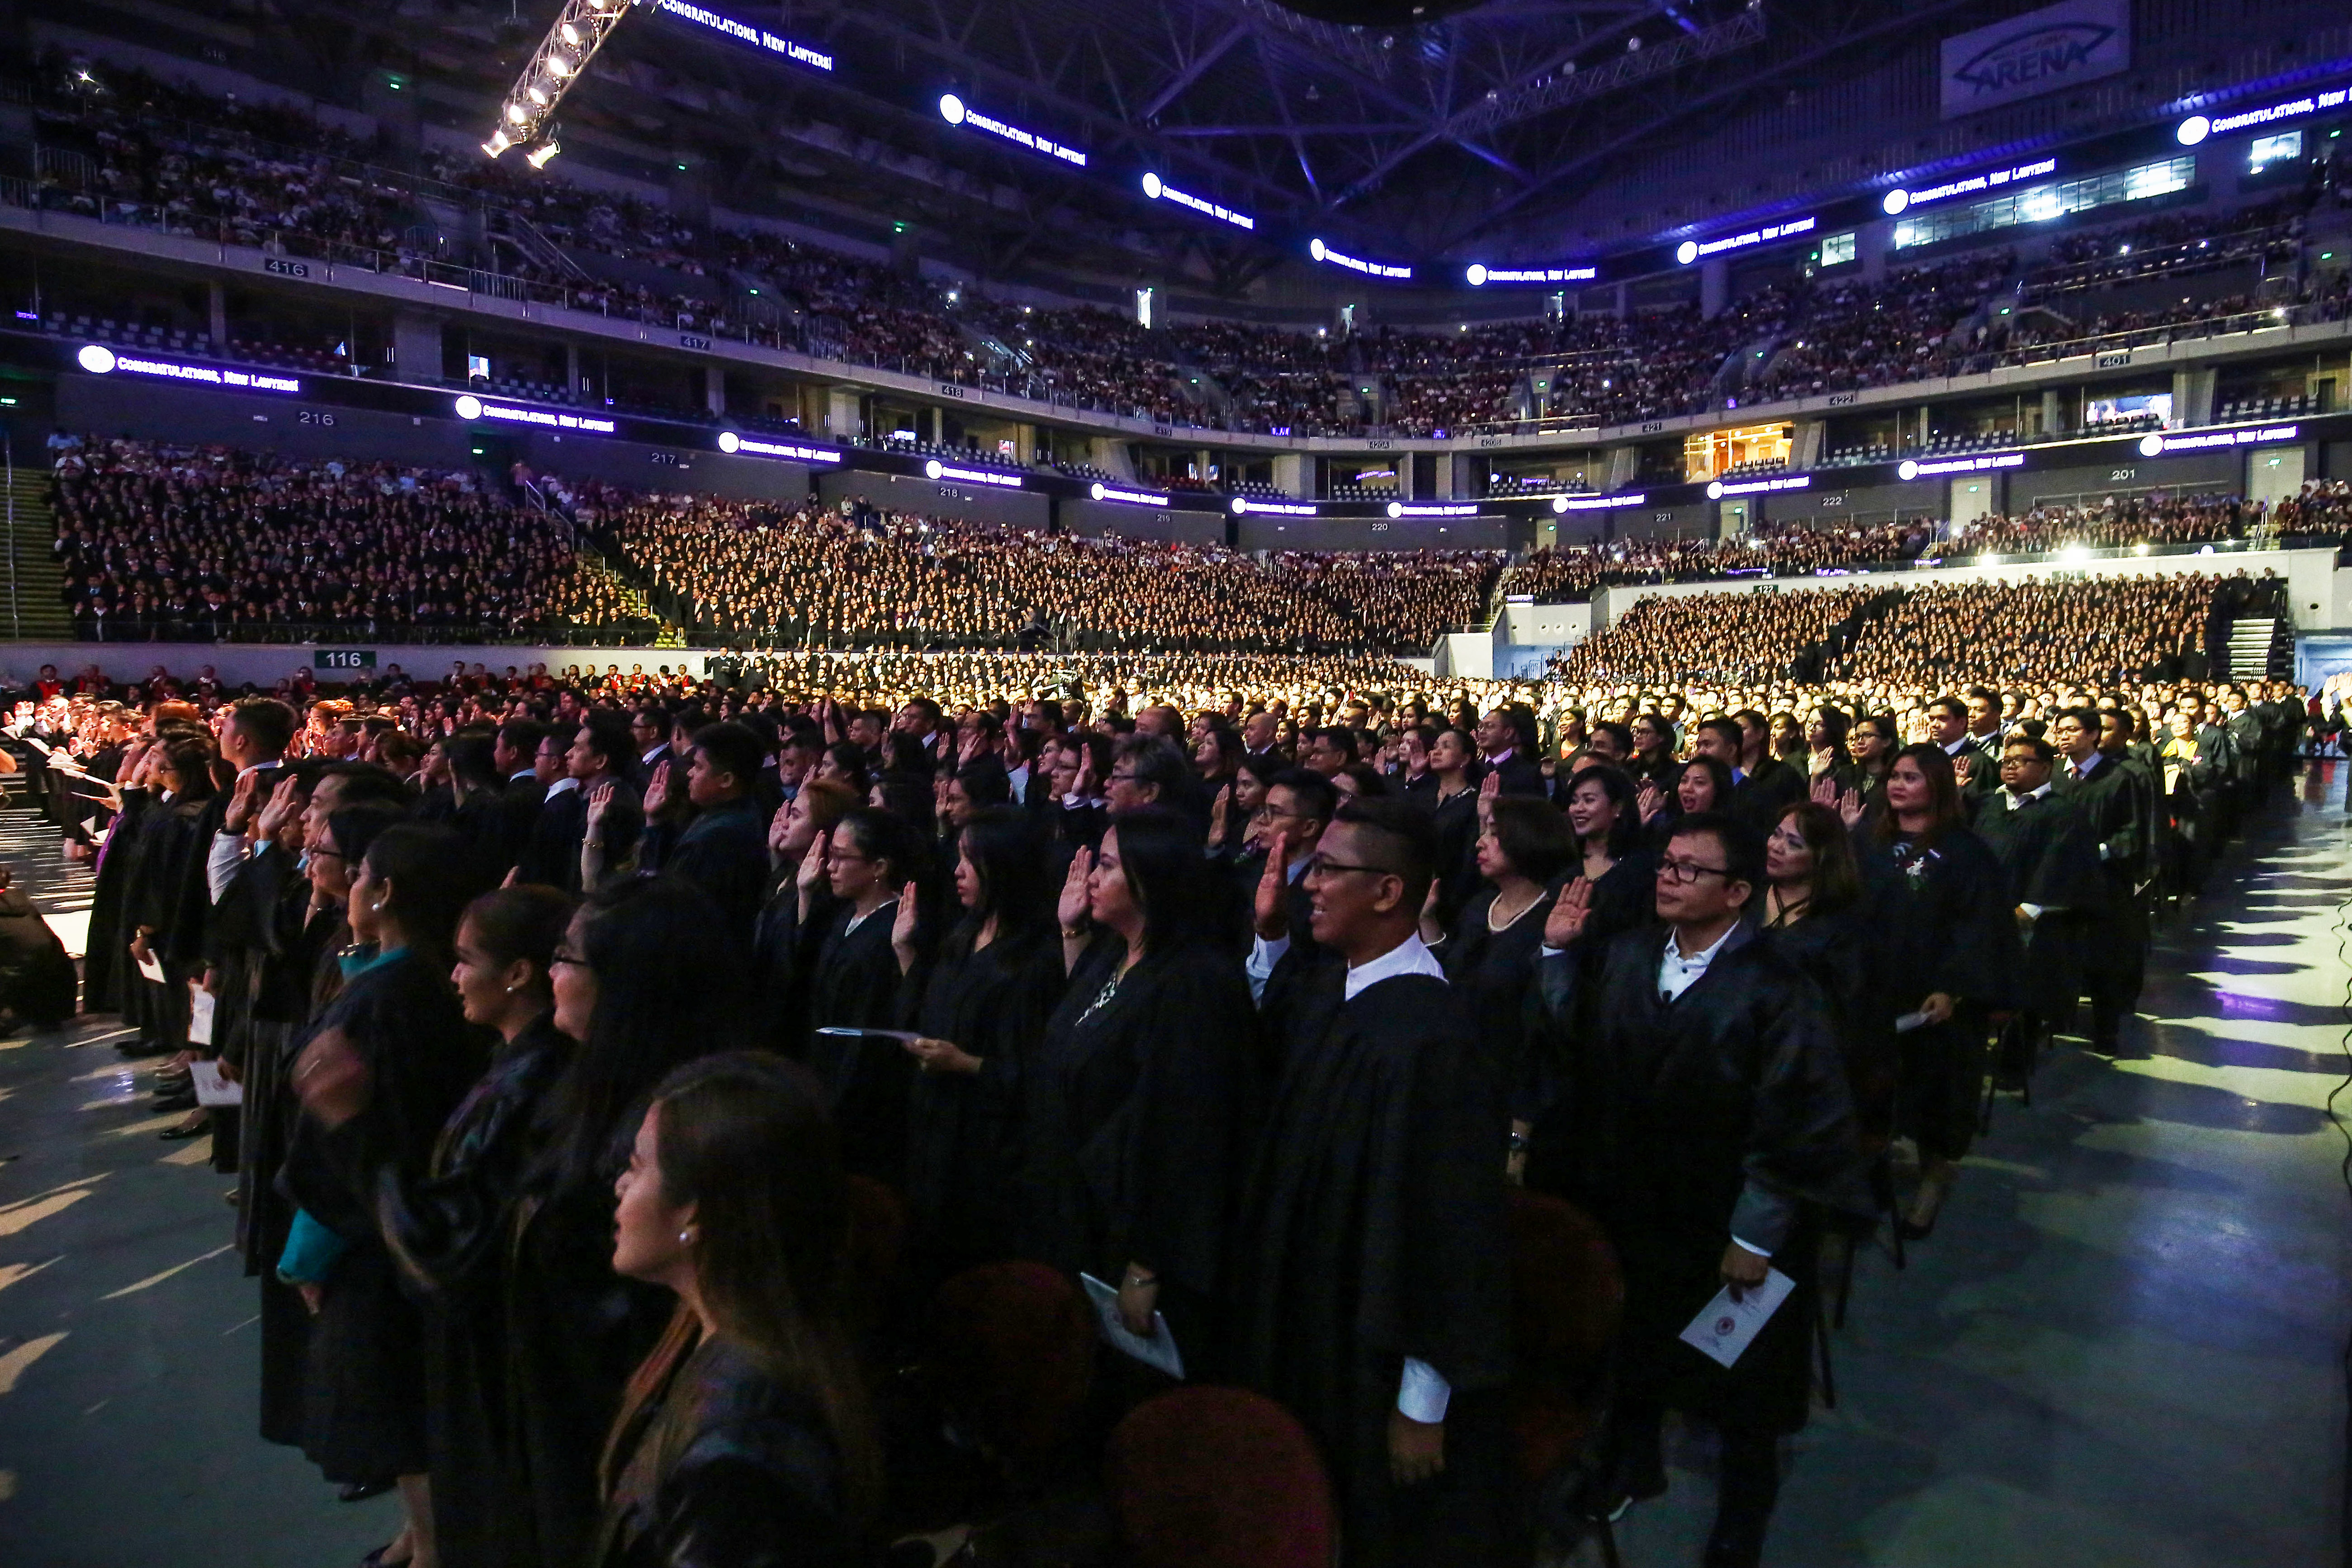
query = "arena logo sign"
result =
(1939, 0, 2129, 120)
(78, 343, 299, 394)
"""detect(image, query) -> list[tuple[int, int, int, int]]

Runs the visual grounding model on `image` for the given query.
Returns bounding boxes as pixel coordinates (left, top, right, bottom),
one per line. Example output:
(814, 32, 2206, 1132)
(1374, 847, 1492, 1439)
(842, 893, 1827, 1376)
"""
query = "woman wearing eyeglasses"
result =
(798, 807, 922, 1188)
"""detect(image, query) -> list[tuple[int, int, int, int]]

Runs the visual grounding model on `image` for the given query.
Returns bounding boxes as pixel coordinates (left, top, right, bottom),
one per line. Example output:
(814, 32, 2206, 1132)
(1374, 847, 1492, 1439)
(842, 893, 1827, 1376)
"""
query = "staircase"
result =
(2226, 616, 2292, 681)
(0, 464, 71, 640)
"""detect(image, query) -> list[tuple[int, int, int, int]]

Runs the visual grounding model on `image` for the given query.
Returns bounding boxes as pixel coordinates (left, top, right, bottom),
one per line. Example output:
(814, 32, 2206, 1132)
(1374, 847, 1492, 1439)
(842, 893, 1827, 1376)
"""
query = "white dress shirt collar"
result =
(1658, 921, 1739, 1002)
(2004, 781, 2052, 809)
(1344, 933, 1446, 1001)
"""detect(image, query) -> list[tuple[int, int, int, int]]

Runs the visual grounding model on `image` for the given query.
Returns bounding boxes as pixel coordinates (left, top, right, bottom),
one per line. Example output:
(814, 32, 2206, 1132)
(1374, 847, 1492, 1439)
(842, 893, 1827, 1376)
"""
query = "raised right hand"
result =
(1543, 876, 1592, 949)
(796, 828, 831, 893)
(1057, 845, 1094, 930)
(1253, 836, 1292, 940)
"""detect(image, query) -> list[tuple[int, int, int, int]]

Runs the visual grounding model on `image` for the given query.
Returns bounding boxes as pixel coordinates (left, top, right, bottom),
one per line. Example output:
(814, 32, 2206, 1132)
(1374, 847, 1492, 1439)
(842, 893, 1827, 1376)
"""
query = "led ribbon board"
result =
(924, 459, 1025, 488)
(1231, 497, 1317, 516)
(653, 0, 832, 70)
(1898, 452, 2025, 479)
(1555, 493, 1648, 512)
(2139, 424, 2296, 455)
(938, 95, 1086, 167)
(1466, 264, 1598, 285)
(1707, 475, 1812, 498)
(1140, 174, 1253, 231)
(1309, 239, 1411, 280)
(78, 343, 299, 393)
(1675, 216, 1815, 266)
(1882, 157, 2058, 215)
(453, 393, 616, 432)
(1088, 482, 1170, 506)
(719, 431, 843, 463)
(1387, 502, 1479, 518)
(2178, 85, 2350, 144)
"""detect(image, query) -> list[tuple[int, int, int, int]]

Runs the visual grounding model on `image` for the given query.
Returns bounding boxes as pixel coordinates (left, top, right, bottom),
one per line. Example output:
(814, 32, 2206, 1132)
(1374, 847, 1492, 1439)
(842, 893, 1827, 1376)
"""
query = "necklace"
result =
(1766, 886, 1811, 928)
(1488, 885, 1543, 932)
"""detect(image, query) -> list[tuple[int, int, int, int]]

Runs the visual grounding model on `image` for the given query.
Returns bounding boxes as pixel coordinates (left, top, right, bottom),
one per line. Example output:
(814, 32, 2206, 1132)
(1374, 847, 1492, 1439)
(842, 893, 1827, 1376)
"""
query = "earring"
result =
(677, 1229, 694, 1245)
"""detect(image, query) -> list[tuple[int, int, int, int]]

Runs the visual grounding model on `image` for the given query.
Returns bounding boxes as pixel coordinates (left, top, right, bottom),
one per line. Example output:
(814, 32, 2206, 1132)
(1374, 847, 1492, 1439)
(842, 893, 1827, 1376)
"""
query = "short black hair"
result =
(1266, 767, 1338, 825)
(693, 721, 765, 790)
(954, 755, 1013, 808)
(1666, 810, 1762, 897)
(498, 717, 548, 759)
(2003, 734, 2057, 764)
(1695, 715, 1744, 755)
(227, 696, 296, 757)
(1330, 796, 1437, 911)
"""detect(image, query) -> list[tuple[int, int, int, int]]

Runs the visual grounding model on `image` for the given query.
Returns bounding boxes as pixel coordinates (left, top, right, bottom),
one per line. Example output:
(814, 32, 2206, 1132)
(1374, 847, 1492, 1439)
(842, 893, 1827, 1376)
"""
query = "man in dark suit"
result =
(521, 712, 642, 891)
(646, 720, 769, 938)
(488, 717, 549, 874)
(1973, 734, 2106, 1082)
(1474, 706, 1545, 796)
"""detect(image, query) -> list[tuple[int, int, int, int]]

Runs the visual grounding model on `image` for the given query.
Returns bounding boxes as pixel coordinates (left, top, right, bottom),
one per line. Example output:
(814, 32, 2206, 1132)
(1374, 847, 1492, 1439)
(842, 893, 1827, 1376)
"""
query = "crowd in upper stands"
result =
(50, 438, 659, 643)
(17, 49, 2352, 441)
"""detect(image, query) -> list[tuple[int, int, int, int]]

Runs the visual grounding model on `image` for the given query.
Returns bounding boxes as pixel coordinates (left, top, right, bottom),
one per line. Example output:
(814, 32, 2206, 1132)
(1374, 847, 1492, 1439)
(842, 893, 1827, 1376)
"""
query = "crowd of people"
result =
(0, 583, 2317, 1566)
(52, 440, 660, 644)
(19, 50, 2352, 441)
(587, 489, 1500, 654)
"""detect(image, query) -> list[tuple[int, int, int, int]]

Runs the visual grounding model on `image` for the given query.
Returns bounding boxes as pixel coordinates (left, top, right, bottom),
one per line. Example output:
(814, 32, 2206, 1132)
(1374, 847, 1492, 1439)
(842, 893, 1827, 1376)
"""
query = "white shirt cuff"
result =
(1397, 1357, 1451, 1424)
(1730, 1236, 1774, 1259)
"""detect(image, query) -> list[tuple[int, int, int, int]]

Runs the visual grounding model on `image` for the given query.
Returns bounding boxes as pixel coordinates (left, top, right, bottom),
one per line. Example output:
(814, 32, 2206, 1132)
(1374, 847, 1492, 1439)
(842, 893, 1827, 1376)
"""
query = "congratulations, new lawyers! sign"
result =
(1940, 0, 2129, 120)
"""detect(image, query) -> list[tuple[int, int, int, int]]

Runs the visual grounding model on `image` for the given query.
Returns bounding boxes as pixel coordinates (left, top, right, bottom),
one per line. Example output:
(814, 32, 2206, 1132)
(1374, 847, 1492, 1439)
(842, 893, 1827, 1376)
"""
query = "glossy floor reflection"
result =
(1605, 762, 2352, 1567)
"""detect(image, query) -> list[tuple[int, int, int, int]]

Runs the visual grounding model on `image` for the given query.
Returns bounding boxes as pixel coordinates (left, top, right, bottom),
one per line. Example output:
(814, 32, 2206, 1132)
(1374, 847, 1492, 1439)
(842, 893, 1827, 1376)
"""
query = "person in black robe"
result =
(284, 825, 495, 1567)
(323, 886, 575, 1568)
(1242, 768, 1336, 1028)
(596, 1054, 880, 1568)
(1532, 811, 1867, 1568)
(895, 807, 1064, 1284)
(501, 876, 746, 1568)
(751, 780, 855, 1054)
(645, 722, 770, 939)
(2054, 707, 2148, 1055)
(798, 807, 918, 1189)
(1424, 794, 1571, 1140)
(1232, 798, 1512, 1568)
(81, 734, 156, 1021)
(1973, 734, 2106, 1083)
(1853, 745, 2017, 1239)
(1019, 806, 1258, 1369)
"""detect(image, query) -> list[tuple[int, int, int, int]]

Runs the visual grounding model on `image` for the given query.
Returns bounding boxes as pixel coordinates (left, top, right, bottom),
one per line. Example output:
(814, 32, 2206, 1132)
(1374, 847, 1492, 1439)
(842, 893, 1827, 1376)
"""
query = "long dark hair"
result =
(531, 876, 751, 1193)
(1775, 801, 1862, 916)
(1106, 805, 1224, 954)
(601, 1052, 880, 1534)
(364, 823, 494, 975)
(1876, 742, 1964, 848)
(952, 807, 1054, 952)
(1564, 763, 1641, 860)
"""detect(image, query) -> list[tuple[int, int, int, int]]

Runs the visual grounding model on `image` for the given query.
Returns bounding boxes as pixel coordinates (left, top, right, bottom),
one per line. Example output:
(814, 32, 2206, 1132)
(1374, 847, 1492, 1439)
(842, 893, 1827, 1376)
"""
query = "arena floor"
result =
(0, 774, 2346, 1568)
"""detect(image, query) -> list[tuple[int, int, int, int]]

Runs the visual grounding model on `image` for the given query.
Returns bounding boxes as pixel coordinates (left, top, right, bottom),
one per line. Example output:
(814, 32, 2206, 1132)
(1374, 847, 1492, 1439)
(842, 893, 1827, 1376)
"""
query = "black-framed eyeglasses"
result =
(1302, 855, 1392, 881)
(1655, 857, 1732, 884)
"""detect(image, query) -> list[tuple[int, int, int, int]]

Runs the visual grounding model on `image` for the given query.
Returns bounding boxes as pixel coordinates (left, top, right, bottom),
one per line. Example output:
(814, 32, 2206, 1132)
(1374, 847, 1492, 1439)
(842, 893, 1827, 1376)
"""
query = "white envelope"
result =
(1678, 1266, 1796, 1369)
(1079, 1271, 1185, 1380)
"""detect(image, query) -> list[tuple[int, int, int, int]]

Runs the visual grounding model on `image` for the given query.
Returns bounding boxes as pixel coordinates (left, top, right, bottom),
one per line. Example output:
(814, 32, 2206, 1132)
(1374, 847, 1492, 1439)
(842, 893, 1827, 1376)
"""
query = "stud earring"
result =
(677, 1229, 694, 1245)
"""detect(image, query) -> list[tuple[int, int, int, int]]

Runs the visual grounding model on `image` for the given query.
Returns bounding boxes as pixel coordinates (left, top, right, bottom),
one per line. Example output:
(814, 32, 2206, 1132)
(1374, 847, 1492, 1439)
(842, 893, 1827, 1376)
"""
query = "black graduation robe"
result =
(1972, 787, 2106, 1018)
(800, 900, 913, 1188)
(897, 922, 1064, 1279)
(1528, 924, 1867, 1434)
(1016, 938, 1258, 1350)
(658, 797, 768, 938)
(279, 949, 487, 1483)
(1435, 883, 1556, 1116)
(376, 1014, 576, 1568)
(1231, 962, 1512, 1568)
(1852, 824, 2018, 1161)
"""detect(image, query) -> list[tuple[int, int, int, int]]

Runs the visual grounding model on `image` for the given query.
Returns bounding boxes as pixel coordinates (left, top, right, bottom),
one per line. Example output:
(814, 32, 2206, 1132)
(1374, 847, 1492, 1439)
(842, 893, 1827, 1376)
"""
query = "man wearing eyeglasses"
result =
(1232, 797, 1511, 1568)
(1530, 811, 1865, 1568)
(1242, 768, 1337, 1008)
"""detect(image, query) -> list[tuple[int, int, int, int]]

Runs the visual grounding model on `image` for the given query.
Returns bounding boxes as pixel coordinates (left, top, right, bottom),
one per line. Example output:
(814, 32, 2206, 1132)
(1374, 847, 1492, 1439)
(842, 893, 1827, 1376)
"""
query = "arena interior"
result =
(0, 0, 2351, 1563)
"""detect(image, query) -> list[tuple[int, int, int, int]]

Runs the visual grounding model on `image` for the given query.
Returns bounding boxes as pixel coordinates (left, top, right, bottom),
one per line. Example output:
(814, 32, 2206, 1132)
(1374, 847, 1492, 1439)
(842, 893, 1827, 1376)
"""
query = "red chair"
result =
(1506, 1189, 1626, 1567)
(926, 1261, 1098, 1474)
(1106, 1385, 1335, 1568)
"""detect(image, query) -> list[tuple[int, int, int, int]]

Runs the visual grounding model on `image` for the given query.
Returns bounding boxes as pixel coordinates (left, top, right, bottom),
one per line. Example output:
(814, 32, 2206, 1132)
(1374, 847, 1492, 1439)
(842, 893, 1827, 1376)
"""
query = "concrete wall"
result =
(59, 376, 475, 468)
(1057, 499, 1226, 546)
(1501, 602, 1591, 645)
(516, 435, 814, 504)
(2011, 451, 2241, 508)
(815, 470, 1051, 531)
(1233, 515, 1517, 552)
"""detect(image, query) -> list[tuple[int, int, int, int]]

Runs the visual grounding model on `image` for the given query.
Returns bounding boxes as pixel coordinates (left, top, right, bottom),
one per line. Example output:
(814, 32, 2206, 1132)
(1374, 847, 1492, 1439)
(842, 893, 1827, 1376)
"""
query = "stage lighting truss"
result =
(484, 0, 632, 160)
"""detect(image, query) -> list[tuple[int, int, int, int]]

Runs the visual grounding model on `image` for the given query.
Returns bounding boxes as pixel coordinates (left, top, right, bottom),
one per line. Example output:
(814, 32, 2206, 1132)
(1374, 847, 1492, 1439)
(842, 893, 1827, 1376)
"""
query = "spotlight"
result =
(547, 54, 573, 78)
(526, 85, 550, 106)
(507, 102, 530, 125)
(559, 23, 582, 45)
(483, 130, 513, 158)
(526, 139, 561, 169)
